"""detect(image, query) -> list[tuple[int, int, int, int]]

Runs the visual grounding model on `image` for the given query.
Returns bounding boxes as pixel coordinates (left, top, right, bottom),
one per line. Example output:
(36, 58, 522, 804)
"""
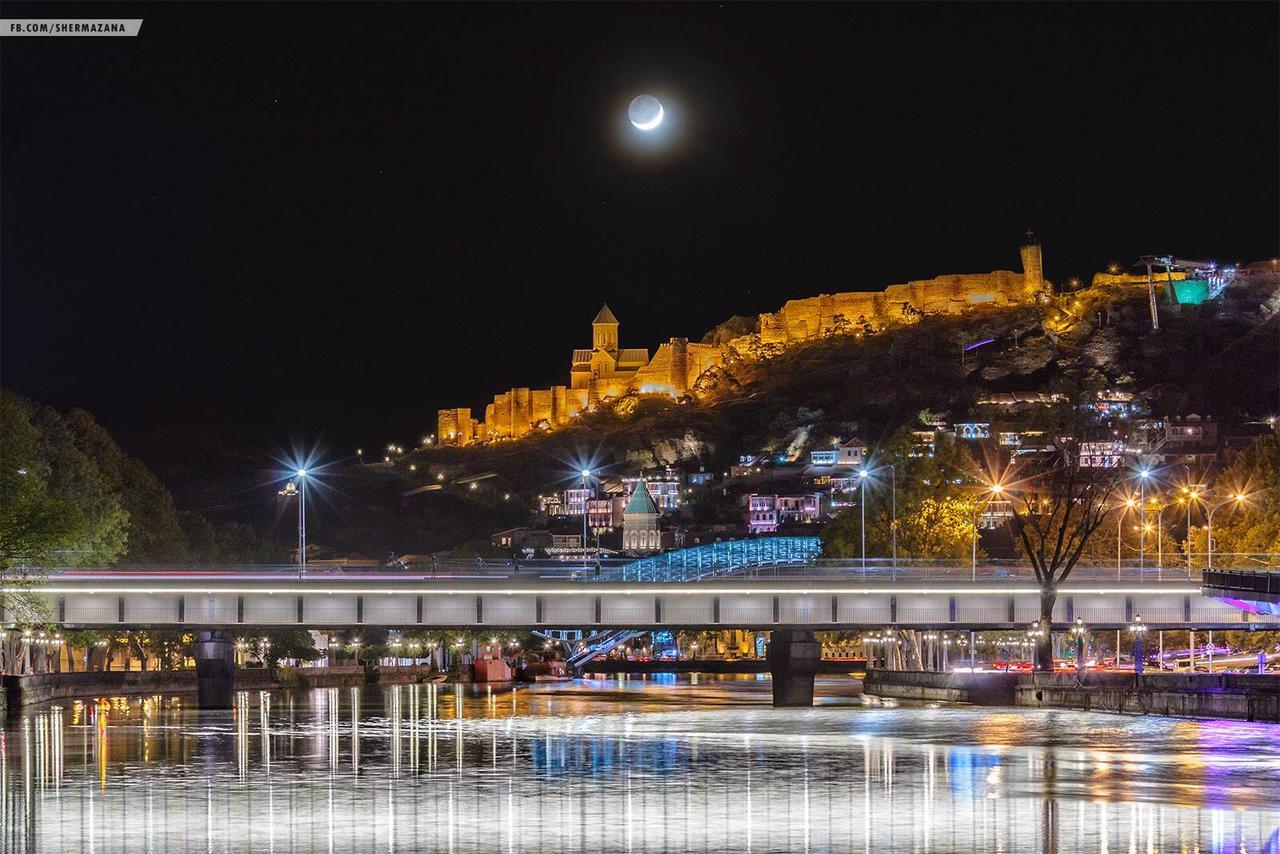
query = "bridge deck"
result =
(6, 574, 1274, 631)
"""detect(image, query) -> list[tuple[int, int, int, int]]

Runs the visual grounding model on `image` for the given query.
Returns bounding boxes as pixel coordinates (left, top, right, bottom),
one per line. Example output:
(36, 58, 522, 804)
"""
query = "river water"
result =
(2, 675, 1277, 852)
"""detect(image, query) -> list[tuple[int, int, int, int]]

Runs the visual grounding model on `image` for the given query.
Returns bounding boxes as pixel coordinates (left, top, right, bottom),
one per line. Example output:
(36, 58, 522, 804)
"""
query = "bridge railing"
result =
(598, 537, 824, 583)
(18, 551, 1280, 584)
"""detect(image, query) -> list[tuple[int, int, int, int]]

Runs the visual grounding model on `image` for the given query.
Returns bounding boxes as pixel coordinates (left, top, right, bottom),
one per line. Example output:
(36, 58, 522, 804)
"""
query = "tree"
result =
(1, 392, 89, 626)
(62, 408, 189, 563)
(1008, 444, 1124, 671)
(821, 429, 984, 561)
(1185, 436, 1280, 565)
(26, 399, 130, 565)
(247, 630, 322, 672)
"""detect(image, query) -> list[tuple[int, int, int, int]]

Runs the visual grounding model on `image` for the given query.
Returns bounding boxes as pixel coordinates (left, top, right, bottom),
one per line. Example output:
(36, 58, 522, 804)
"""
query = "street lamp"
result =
(1128, 614, 1149, 675)
(296, 469, 308, 573)
(1069, 617, 1087, 675)
(1206, 493, 1248, 570)
(1117, 496, 1138, 579)
(972, 481, 1005, 582)
(1179, 484, 1203, 577)
(1136, 469, 1152, 568)
(580, 469, 592, 566)
(890, 464, 898, 567)
(857, 468, 870, 571)
(1026, 619, 1046, 671)
(279, 470, 308, 575)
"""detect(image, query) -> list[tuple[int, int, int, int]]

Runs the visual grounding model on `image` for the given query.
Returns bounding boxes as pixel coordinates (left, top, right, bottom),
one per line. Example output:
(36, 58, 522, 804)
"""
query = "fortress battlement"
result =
(439, 240, 1047, 445)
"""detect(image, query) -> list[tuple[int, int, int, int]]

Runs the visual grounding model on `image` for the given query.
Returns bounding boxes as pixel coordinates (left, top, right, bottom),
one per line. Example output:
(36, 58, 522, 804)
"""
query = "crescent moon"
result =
(632, 102, 664, 131)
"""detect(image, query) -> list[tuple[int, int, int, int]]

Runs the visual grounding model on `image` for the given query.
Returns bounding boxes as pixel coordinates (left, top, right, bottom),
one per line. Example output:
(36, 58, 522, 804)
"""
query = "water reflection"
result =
(1, 677, 1277, 852)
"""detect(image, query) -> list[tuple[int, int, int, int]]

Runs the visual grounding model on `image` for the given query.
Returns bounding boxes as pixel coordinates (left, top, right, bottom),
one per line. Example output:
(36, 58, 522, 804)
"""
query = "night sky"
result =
(3, 3, 1277, 471)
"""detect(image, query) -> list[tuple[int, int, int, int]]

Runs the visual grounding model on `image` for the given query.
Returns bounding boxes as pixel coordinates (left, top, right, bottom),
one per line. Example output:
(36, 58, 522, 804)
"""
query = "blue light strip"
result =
(593, 536, 824, 583)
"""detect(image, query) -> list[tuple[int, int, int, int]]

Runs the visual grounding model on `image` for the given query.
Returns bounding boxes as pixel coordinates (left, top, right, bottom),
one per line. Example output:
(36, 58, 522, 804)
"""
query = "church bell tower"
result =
(592, 304, 619, 354)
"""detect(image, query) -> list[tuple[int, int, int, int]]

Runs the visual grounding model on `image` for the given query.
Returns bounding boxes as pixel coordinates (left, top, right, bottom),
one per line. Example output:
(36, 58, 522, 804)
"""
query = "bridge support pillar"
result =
(193, 630, 236, 709)
(766, 629, 820, 707)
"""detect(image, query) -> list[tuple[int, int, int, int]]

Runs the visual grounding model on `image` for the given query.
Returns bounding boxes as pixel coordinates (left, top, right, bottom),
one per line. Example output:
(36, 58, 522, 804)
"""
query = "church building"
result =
(440, 305, 723, 444)
(622, 481, 661, 553)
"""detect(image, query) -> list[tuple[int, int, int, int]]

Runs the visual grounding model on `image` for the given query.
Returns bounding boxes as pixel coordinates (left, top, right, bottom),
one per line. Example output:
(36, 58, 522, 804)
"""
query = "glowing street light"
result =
(1115, 496, 1138, 579)
(279, 468, 310, 575)
(1069, 617, 1088, 675)
(1135, 469, 1152, 568)
(1026, 619, 1046, 670)
(1128, 614, 1149, 674)
(972, 480, 1006, 581)
(857, 467, 870, 571)
(580, 469, 592, 566)
(1178, 484, 1203, 576)
(1206, 492, 1248, 570)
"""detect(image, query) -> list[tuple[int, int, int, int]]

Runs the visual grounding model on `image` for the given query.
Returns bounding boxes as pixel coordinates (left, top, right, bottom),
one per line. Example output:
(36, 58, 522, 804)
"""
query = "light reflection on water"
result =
(2, 675, 1277, 852)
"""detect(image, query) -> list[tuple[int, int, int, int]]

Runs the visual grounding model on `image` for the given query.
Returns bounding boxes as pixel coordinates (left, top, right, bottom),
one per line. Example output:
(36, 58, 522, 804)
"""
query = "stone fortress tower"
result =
(1019, 230, 1044, 296)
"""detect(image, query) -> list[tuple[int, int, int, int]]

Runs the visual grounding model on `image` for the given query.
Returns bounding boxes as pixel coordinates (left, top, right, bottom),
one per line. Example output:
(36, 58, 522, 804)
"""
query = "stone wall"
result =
(1015, 672, 1278, 722)
(439, 242, 1047, 445)
(1091, 270, 1187, 288)
(3, 666, 443, 711)
(862, 670, 1019, 705)
(862, 670, 1279, 722)
(758, 270, 1039, 345)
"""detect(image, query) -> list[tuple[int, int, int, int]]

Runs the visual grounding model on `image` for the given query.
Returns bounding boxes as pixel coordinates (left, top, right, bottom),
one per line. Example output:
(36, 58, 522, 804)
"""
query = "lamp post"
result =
(972, 481, 1005, 582)
(1128, 614, 1148, 675)
(1069, 617, 1087, 675)
(1117, 497, 1137, 579)
(1026, 620, 1046, 671)
(971, 506, 979, 582)
(296, 469, 307, 574)
(1136, 469, 1151, 568)
(1181, 484, 1202, 577)
(1206, 493, 1247, 570)
(888, 463, 897, 572)
(858, 468, 870, 571)
(580, 469, 591, 567)
(280, 470, 309, 577)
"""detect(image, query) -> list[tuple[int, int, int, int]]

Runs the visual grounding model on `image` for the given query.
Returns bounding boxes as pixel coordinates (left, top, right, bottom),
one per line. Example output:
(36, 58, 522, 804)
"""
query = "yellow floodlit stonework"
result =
(439, 240, 1049, 445)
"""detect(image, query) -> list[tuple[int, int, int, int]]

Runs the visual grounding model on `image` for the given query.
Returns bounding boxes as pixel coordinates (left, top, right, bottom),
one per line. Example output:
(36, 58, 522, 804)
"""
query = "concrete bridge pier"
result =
(193, 631, 236, 709)
(766, 630, 821, 707)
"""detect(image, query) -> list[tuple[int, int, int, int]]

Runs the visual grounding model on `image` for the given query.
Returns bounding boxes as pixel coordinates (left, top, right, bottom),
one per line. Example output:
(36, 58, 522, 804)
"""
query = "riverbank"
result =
(2, 665, 443, 710)
(864, 670, 1279, 722)
(582, 658, 865, 676)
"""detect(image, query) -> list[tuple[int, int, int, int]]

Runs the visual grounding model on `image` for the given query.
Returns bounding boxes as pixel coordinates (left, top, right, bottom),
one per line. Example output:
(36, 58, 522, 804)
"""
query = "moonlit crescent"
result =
(633, 102, 664, 131)
(628, 95, 665, 131)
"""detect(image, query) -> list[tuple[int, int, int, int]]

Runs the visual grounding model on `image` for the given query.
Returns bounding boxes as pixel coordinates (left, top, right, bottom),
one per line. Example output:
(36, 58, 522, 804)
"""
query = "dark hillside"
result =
(311, 275, 1279, 556)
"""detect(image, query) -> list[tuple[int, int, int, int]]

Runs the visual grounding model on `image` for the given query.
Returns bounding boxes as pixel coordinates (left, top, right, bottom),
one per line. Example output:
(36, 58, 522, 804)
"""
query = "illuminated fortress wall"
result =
(439, 241, 1048, 445)
(758, 241, 1046, 345)
(440, 307, 719, 444)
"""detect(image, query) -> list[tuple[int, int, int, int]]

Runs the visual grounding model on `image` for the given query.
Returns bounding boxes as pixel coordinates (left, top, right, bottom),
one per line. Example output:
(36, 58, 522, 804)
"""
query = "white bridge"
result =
(8, 574, 1273, 632)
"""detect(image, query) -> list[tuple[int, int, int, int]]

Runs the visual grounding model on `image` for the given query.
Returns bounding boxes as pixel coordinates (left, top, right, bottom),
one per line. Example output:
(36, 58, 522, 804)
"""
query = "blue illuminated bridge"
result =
(598, 536, 824, 582)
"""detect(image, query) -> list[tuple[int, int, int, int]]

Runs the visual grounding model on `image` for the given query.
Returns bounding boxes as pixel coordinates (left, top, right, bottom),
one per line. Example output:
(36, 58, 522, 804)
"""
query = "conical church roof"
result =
(593, 304, 619, 325)
(624, 480, 658, 516)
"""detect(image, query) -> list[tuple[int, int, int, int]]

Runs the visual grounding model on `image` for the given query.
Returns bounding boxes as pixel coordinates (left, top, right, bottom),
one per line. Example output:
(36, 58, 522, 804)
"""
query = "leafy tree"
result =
(27, 399, 130, 565)
(62, 408, 189, 563)
(822, 429, 984, 561)
(147, 629, 194, 671)
(246, 630, 322, 671)
(1185, 436, 1280, 565)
